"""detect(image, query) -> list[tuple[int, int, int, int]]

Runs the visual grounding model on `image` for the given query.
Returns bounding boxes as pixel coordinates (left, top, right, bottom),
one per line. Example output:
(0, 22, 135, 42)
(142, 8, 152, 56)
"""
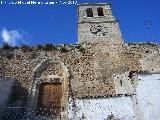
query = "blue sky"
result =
(0, 0, 160, 46)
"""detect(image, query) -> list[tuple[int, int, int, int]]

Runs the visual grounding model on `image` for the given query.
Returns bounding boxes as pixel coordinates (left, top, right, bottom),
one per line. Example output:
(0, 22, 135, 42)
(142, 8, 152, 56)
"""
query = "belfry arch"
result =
(86, 8, 93, 17)
(97, 7, 104, 16)
(28, 58, 70, 117)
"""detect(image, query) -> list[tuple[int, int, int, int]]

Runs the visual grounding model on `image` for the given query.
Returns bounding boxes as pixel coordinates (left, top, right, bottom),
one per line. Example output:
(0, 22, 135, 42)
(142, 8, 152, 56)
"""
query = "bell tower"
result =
(77, 3, 123, 44)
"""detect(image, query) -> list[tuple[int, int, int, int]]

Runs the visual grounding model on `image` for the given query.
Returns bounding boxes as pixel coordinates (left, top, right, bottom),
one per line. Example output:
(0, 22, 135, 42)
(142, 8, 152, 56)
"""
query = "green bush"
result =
(2, 42, 12, 50)
(21, 44, 33, 52)
(36, 44, 43, 50)
(79, 47, 85, 53)
(146, 42, 155, 46)
(60, 46, 68, 52)
(43, 44, 57, 51)
(75, 44, 82, 49)
(12, 46, 19, 49)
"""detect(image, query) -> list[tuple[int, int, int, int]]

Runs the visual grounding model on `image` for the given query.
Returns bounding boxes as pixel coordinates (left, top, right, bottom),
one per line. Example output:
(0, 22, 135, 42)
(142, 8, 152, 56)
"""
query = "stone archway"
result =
(28, 58, 70, 118)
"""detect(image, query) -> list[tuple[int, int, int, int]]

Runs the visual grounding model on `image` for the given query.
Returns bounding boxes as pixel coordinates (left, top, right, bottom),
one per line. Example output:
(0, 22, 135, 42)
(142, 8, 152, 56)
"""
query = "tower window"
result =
(120, 80, 123, 86)
(86, 8, 93, 17)
(97, 7, 104, 16)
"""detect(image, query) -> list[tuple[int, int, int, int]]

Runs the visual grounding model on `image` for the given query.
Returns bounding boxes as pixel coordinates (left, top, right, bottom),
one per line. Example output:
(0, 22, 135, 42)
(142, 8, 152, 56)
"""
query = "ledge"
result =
(78, 20, 118, 24)
(77, 3, 111, 6)
(74, 94, 136, 100)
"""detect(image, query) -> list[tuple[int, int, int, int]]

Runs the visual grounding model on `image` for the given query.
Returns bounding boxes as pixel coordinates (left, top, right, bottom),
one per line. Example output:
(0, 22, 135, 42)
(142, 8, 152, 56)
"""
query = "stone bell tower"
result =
(77, 3, 123, 44)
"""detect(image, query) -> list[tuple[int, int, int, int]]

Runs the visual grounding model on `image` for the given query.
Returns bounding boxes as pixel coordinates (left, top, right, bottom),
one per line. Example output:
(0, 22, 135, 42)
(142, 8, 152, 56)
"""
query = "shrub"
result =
(12, 46, 19, 49)
(75, 44, 82, 49)
(36, 44, 43, 50)
(60, 46, 68, 52)
(79, 47, 85, 53)
(2, 42, 12, 50)
(146, 42, 155, 46)
(43, 44, 57, 51)
(21, 44, 33, 52)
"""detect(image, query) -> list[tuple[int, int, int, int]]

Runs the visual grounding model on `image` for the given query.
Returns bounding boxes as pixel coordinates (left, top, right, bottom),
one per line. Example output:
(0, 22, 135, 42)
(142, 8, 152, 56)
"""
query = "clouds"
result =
(1, 28, 31, 46)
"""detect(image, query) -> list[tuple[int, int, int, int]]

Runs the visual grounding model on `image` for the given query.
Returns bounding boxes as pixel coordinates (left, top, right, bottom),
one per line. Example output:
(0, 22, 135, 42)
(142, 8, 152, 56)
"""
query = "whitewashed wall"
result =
(68, 96, 135, 120)
(68, 73, 160, 120)
(136, 73, 160, 120)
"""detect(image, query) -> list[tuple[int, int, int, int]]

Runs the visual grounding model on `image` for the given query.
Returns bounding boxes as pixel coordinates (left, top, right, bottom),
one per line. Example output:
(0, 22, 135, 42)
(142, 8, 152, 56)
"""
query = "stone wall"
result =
(0, 42, 160, 99)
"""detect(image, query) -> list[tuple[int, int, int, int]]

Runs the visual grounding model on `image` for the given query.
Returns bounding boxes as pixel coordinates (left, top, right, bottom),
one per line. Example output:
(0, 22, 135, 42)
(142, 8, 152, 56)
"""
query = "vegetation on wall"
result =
(146, 42, 157, 46)
(79, 47, 85, 53)
(2, 42, 12, 50)
(0, 42, 14, 60)
(75, 44, 82, 49)
(60, 45, 69, 52)
(42, 44, 58, 51)
(36, 44, 43, 50)
(0, 42, 86, 53)
(21, 44, 33, 52)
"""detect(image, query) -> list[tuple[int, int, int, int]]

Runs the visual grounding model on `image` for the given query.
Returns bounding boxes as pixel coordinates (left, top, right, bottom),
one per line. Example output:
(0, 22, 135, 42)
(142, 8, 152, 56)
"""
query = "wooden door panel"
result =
(37, 83, 62, 116)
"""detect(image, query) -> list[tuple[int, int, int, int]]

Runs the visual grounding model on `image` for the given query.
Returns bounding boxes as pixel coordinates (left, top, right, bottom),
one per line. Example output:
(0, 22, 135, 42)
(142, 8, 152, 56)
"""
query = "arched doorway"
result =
(28, 59, 70, 118)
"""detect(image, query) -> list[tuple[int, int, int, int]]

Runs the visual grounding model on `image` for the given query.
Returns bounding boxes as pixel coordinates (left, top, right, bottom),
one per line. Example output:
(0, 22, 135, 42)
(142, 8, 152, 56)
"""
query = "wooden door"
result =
(37, 83, 62, 116)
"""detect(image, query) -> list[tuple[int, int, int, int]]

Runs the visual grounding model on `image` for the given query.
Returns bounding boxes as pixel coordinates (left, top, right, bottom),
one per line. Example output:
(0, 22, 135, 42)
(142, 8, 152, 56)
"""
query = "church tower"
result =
(77, 3, 123, 44)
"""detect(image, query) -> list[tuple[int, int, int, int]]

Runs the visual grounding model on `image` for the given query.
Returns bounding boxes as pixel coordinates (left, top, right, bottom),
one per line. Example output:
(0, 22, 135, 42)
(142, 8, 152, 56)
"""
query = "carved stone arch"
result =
(28, 57, 70, 117)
